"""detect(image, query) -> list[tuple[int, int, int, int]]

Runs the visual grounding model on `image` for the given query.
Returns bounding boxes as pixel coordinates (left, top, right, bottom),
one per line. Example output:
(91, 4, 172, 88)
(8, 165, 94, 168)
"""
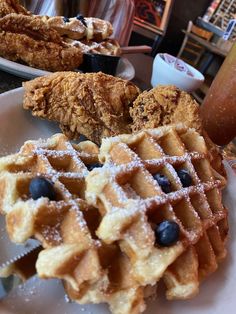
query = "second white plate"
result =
(0, 56, 135, 81)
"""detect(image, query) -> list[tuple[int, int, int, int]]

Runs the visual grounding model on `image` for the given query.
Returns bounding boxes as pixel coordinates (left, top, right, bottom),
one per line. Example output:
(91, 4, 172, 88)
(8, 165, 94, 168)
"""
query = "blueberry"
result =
(153, 173, 171, 193)
(86, 163, 102, 171)
(76, 14, 87, 27)
(155, 220, 180, 247)
(29, 177, 56, 200)
(63, 17, 70, 23)
(76, 14, 84, 20)
(176, 169, 192, 187)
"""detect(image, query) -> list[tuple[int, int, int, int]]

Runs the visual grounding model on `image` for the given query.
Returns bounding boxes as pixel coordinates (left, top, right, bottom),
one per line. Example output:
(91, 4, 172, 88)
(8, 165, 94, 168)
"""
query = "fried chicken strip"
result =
(0, 12, 63, 43)
(0, 14, 83, 71)
(23, 72, 140, 144)
(0, 0, 30, 17)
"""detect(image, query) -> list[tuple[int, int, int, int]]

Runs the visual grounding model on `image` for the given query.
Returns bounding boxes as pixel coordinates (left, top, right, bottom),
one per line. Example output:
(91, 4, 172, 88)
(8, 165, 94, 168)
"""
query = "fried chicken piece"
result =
(0, 14, 83, 71)
(0, 13, 62, 43)
(130, 85, 226, 177)
(23, 72, 140, 144)
(130, 85, 202, 133)
(0, 0, 30, 17)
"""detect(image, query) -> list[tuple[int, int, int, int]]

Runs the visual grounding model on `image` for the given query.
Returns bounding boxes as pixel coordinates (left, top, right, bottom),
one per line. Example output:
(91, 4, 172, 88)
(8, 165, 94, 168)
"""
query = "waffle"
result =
(86, 124, 228, 299)
(63, 243, 147, 314)
(0, 134, 146, 314)
(41, 16, 113, 41)
(65, 38, 121, 56)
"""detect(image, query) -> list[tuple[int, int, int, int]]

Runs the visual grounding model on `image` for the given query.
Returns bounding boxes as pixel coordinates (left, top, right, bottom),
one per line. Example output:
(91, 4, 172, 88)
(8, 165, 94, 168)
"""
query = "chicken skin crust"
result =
(0, 0, 30, 17)
(130, 85, 202, 133)
(0, 14, 83, 71)
(23, 71, 140, 144)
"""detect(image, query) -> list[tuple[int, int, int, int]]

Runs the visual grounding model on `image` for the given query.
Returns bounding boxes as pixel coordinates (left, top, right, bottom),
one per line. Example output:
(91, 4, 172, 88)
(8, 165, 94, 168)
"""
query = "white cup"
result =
(151, 53, 205, 92)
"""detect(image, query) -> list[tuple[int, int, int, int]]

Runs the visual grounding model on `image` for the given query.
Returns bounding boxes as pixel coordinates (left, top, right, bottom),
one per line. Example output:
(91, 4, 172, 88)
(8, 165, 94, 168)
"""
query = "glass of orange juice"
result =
(200, 43, 236, 146)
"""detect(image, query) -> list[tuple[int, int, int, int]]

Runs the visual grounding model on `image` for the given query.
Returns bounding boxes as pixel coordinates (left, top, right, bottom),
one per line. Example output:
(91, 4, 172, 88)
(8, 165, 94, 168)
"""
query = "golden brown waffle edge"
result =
(0, 133, 147, 314)
(85, 124, 228, 300)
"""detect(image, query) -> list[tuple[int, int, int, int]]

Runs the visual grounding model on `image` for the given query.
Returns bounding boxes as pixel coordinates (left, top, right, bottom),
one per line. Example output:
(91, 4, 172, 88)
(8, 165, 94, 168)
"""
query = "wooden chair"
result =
(177, 21, 213, 67)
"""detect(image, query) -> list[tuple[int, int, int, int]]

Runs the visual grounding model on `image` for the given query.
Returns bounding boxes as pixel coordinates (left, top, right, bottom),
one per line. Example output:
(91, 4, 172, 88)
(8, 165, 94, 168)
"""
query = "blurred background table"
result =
(182, 30, 228, 59)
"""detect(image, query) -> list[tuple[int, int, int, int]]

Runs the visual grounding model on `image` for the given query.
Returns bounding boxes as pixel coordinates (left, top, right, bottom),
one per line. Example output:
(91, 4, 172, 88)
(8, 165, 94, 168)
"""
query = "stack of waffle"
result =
(65, 38, 121, 56)
(41, 15, 121, 56)
(43, 15, 121, 56)
(0, 125, 228, 314)
(86, 124, 228, 300)
(42, 16, 113, 42)
(58, 18, 121, 56)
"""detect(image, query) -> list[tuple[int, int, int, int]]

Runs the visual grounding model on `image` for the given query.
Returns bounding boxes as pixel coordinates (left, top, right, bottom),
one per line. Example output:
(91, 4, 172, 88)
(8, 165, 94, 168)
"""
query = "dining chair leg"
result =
(193, 48, 206, 67)
(151, 35, 163, 57)
(177, 21, 193, 59)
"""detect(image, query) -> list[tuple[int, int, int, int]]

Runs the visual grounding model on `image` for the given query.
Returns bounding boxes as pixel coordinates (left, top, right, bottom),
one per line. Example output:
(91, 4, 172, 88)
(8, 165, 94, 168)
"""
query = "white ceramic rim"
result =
(157, 54, 205, 82)
(0, 56, 135, 81)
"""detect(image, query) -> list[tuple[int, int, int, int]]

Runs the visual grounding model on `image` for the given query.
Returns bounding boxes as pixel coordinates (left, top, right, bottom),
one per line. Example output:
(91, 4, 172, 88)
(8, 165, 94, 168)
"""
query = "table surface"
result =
(182, 30, 228, 58)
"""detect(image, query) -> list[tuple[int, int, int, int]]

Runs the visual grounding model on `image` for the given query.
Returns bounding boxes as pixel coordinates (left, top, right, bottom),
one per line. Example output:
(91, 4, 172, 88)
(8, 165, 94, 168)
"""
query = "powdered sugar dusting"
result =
(0, 134, 105, 290)
(41, 223, 62, 245)
(122, 183, 141, 199)
(89, 125, 227, 280)
(70, 203, 88, 230)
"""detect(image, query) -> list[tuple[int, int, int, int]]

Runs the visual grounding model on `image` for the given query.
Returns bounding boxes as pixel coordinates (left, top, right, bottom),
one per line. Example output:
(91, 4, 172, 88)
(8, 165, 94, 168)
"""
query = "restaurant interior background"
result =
(130, 0, 235, 102)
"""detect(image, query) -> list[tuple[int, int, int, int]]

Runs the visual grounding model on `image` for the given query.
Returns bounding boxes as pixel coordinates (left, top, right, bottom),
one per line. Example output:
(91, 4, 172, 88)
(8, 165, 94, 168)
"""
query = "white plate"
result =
(0, 88, 236, 314)
(0, 56, 135, 81)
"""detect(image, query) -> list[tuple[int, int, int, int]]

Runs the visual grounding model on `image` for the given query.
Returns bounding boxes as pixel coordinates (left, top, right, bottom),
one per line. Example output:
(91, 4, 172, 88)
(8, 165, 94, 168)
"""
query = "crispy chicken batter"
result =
(130, 85, 226, 177)
(0, 13, 62, 43)
(130, 85, 202, 133)
(0, 14, 83, 71)
(0, 0, 30, 17)
(23, 72, 140, 144)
